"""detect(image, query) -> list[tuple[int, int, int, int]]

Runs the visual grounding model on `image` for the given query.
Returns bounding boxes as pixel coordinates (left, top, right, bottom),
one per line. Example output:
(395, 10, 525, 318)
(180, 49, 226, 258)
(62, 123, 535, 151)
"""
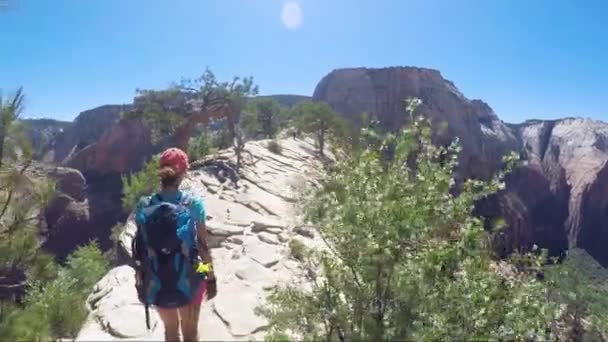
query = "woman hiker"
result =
(133, 147, 217, 342)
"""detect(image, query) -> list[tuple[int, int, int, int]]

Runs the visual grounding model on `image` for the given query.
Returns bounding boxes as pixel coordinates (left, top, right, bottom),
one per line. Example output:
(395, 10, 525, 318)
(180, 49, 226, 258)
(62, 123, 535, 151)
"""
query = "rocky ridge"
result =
(23, 162, 96, 261)
(50, 104, 132, 164)
(28, 67, 608, 267)
(21, 118, 71, 161)
(32, 95, 311, 260)
(313, 66, 519, 182)
(515, 118, 608, 264)
(76, 137, 324, 341)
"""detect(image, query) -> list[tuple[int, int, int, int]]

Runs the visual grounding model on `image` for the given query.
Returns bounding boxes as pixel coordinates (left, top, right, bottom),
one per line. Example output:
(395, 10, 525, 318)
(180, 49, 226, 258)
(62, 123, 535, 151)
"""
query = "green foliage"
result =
(248, 98, 281, 138)
(123, 87, 185, 144)
(184, 68, 259, 114)
(288, 239, 307, 261)
(105, 222, 126, 266)
(110, 223, 125, 246)
(0, 158, 57, 293)
(0, 88, 107, 340)
(0, 242, 109, 340)
(188, 129, 216, 161)
(267, 140, 283, 155)
(239, 111, 260, 139)
(291, 101, 350, 156)
(0, 87, 33, 165)
(260, 98, 563, 341)
(129, 68, 259, 148)
(213, 125, 234, 150)
(545, 249, 608, 339)
(278, 106, 299, 130)
(121, 155, 160, 212)
(64, 242, 109, 291)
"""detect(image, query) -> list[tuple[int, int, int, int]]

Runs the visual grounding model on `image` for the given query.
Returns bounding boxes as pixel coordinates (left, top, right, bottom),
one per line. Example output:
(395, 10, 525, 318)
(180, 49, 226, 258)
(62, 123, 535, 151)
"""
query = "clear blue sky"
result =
(1, 0, 607, 123)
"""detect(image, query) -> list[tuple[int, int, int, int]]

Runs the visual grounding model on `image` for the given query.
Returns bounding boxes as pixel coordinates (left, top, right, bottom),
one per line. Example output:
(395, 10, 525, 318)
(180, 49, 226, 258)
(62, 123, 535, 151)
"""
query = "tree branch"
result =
(0, 160, 31, 220)
(318, 232, 364, 291)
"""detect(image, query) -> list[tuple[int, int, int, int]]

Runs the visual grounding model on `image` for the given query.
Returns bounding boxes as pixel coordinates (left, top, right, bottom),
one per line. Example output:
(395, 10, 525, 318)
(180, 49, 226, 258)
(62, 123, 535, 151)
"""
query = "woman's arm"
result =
(196, 222, 214, 272)
(196, 222, 217, 299)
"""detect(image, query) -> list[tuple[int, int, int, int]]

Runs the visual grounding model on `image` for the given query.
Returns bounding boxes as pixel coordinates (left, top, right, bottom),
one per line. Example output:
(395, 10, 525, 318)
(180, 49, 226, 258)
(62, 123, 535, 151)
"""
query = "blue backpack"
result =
(131, 192, 202, 328)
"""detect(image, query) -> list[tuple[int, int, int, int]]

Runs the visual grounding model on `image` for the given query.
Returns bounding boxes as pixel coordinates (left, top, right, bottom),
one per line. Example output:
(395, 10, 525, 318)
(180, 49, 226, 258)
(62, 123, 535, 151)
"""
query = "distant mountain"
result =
(21, 118, 71, 160)
(313, 66, 608, 267)
(254, 94, 311, 108)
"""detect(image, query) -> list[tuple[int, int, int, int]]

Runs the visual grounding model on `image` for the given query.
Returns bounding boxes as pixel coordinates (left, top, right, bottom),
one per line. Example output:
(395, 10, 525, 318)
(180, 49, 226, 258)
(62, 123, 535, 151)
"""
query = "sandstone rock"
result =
(52, 104, 131, 164)
(21, 163, 101, 262)
(197, 304, 235, 341)
(77, 266, 162, 341)
(117, 216, 137, 259)
(32, 107, 152, 264)
(211, 283, 268, 337)
(294, 225, 315, 239)
(475, 166, 569, 258)
(513, 118, 608, 265)
(66, 117, 152, 175)
(42, 193, 91, 261)
(234, 259, 276, 285)
(21, 118, 71, 161)
(265, 227, 284, 235)
(206, 220, 246, 237)
(313, 66, 519, 182)
(244, 239, 281, 268)
(227, 236, 244, 245)
(278, 233, 290, 243)
(258, 232, 280, 245)
(60, 114, 159, 258)
(76, 68, 608, 342)
(251, 219, 284, 233)
(311, 67, 608, 266)
(48, 167, 87, 201)
(79, 137, 324, 341)
(475, 117, 608, 265)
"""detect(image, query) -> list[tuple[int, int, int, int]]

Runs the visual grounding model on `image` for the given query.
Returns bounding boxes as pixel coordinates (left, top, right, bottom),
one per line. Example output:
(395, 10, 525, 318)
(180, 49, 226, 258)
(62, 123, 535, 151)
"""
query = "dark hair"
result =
(158, 166, 181, 188)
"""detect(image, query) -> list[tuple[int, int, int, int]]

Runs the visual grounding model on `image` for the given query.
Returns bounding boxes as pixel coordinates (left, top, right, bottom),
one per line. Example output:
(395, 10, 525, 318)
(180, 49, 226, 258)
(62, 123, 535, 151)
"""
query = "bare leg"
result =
(157, 307, 181, 342)
(179, 300, 202, 342)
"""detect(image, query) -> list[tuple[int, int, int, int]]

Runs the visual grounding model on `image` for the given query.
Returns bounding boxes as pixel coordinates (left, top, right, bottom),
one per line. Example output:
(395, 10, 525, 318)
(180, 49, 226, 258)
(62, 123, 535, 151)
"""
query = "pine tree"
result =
(126, 68, 258, 151)
(0, 88, 108, 340)
(0, 88, 56, 300)
(292, 101, 349, 157)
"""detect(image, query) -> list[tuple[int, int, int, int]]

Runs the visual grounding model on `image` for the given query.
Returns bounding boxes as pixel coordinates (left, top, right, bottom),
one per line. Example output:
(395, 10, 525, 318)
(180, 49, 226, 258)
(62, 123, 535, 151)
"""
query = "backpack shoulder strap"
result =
(179, 191, 193, 207)
(148, 193, 163, 206)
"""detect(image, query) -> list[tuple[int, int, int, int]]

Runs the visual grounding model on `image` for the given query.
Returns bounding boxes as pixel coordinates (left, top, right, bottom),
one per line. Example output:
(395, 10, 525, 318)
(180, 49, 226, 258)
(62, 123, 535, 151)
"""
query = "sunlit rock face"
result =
(77, 137, 326, 341)
(314, 66, 608, 265)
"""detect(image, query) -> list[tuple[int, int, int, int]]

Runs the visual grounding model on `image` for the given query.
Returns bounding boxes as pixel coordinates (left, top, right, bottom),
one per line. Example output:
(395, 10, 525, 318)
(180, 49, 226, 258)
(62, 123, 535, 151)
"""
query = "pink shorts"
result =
(192, 281, 207, 305)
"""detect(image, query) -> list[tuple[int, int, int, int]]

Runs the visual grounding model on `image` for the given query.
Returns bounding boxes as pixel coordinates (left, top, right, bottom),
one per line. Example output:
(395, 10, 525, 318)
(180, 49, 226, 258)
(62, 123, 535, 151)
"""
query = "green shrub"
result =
(110, 223, 125, 245)
(188, 129, 217, 161)
(545, 249, 608, 339)
(105, 223, 126, 266)
(247, 98, 280, 138)
(259, 98, 563, 341)
(288, 239, 307, 261)
(0, 89, 108, 340)
(121, 155, 160, 212)
(267, 140, 283, 155)
(212, 126, 233, 150)
(0, 242, 109, 340)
